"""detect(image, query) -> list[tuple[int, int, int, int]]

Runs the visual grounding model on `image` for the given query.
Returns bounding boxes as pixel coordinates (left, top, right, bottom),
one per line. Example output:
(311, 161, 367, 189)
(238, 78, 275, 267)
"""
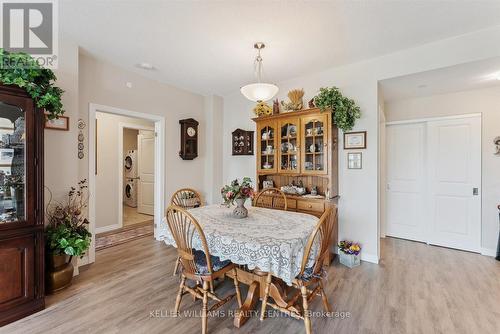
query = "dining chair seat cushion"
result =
(193, 249, 231, 274)
(296, 266, 324, 281)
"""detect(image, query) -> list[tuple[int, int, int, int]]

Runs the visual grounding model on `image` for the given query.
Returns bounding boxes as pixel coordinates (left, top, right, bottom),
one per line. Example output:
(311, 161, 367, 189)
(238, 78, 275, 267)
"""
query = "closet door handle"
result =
(473, 187, 479, 196)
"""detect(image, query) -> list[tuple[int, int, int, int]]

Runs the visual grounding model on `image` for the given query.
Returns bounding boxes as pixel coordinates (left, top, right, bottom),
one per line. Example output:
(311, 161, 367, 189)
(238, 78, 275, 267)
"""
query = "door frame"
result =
(383, 113, 483, 254)
(87, 103, 166, 264)
(118, 122, 155, 231)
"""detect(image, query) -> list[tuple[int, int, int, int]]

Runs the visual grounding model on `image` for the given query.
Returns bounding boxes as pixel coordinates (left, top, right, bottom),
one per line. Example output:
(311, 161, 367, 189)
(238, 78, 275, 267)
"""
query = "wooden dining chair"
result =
(259, 207, 336, 334)
(253, 187, 288, 211)
(166, 205, 242, 334)
(171, 188, 203, 275)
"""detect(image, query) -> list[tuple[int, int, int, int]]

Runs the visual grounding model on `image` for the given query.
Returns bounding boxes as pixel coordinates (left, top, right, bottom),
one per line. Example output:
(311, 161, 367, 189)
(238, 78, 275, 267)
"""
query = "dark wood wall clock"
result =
(179, 118, 199, 160)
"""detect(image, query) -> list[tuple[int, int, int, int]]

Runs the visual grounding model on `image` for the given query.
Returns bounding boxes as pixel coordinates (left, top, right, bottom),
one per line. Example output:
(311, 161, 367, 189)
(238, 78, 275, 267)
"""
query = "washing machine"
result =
(124, 150, 138, 178)
(124, 178, 138, 207)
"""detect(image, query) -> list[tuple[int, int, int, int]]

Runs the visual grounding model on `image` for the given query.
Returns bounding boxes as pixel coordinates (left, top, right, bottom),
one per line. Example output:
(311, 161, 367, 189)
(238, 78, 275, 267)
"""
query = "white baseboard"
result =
(361, 253, 379, 264)
(95, 224, 121, 234)
(481, 248, 497, 257)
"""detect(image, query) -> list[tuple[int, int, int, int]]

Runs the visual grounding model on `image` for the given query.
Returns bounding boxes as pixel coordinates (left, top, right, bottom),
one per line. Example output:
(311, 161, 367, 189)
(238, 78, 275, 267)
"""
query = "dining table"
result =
(161, 204, 321, 327)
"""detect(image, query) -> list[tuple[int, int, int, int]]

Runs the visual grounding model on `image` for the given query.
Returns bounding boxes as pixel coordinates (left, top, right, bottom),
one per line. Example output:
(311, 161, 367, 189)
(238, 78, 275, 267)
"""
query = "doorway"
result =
(385, 114, 481, 252)
(86, 104, 165, 265)
(119, 123, 155, 229)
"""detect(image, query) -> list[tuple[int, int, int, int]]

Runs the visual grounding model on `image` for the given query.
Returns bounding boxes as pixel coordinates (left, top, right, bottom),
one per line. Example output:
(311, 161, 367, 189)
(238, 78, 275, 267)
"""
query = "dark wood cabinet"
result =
(0, 84, 44, 326)
(232, 129, 254, 156)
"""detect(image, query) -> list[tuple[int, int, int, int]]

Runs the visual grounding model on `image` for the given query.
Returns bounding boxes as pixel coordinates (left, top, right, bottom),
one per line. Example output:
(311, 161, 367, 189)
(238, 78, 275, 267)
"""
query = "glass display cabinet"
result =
(253, 108, 338, 264)
(0, 84, 45, 326)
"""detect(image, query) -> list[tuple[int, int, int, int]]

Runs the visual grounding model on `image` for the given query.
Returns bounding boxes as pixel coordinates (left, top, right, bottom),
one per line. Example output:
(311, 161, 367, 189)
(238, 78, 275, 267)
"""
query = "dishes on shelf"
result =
(262, 130, 273, 140)
(281, 142, 296, 153)
(263, 163, 273, 169)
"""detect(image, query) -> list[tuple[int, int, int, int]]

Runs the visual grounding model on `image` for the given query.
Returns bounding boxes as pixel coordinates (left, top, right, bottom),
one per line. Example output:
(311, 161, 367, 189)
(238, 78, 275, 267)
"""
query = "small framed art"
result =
(344, 131, 366, 149)
(347, 152, 362, 169)
(45, 115, 69, 131)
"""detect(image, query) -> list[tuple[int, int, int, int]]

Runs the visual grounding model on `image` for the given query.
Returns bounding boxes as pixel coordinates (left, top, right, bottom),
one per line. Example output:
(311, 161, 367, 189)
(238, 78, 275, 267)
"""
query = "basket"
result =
(339, 251, 361, 268)
(180, 197, 199, 208)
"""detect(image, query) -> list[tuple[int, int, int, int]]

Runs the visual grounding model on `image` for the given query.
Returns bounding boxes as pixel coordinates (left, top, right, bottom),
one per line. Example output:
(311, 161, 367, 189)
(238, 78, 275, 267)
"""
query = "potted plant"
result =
(45, 180, 92, 293)
(313, 87, 361, 132)
(221, 177, 254, 218)
(338, 240, 361, 268)
(0, 48, 65, 119)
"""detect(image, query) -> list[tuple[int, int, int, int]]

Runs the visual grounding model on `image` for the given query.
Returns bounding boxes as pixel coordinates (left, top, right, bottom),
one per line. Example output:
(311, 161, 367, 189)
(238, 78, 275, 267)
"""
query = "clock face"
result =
(187, 127, 196, 137)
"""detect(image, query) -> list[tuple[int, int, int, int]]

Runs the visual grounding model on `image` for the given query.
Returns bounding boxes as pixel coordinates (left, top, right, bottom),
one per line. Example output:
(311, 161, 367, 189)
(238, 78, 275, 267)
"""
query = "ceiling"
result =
(60, 1, 500, 96)
(380, 56, 500, 101)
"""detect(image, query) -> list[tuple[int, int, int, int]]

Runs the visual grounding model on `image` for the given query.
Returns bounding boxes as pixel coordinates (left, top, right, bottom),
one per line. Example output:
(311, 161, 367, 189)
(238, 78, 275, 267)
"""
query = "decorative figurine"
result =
(311, 185, 318, 196)
(308, 98, 315, 108)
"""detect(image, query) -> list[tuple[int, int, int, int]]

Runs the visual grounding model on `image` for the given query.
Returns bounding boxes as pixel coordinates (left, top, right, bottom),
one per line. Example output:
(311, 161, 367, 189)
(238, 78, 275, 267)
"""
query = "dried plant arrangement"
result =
(281, 89, 304, 111)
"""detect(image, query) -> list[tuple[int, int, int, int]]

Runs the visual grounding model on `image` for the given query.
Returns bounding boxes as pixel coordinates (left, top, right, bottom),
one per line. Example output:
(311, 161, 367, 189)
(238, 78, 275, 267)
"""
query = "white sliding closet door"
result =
(385, 115, 481, 253)
(386, 123, 427, 242)
(427, 117, 481, 252)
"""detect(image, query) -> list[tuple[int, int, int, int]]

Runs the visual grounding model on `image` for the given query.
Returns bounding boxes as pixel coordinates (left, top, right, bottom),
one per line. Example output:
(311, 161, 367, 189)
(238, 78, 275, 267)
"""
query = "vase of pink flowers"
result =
(221, 177, 254, 218)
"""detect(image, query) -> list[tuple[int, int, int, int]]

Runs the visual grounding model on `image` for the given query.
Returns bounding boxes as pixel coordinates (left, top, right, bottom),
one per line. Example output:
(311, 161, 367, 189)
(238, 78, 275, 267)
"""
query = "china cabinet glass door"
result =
(0, 101, 26, 224)
(258, 121, 277, 173)
(301, 114, 328, 175)
(278, 118, 300, 173)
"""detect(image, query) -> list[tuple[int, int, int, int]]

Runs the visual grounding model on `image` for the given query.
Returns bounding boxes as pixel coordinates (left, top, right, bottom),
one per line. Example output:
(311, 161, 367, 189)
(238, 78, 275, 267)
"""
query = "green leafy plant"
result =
(313, 87, 361, 132)
(0, 49, 64, 119)
(45, 180, 91, 257)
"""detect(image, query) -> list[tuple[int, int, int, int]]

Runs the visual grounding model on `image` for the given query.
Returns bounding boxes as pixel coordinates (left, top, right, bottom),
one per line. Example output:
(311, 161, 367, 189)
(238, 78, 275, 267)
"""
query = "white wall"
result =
(203, 95, 224, 204)
(46, 34, 79, 207)
(222, 26, 500, 263)
(94, 112, 153, 230)
(385, 86, 500, 254)
(78, 51, 210, 210)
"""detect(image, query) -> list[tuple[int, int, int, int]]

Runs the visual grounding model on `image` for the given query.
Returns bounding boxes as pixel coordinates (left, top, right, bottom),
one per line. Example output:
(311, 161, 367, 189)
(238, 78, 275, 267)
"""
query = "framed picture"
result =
(347, 152, 362, 169)
(45, 115, 69, 131)
(344, 131, 366, 149)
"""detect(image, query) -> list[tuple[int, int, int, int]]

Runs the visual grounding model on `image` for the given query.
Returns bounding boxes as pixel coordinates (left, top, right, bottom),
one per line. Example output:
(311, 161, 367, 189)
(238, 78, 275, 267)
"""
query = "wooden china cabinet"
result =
(254, 108, 338, 261)
(0, 84, 45, 326)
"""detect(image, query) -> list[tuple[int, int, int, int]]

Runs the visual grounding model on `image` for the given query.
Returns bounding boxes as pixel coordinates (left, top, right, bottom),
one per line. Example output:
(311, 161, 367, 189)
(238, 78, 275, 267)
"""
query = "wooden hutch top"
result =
(253, 107, 338, 218)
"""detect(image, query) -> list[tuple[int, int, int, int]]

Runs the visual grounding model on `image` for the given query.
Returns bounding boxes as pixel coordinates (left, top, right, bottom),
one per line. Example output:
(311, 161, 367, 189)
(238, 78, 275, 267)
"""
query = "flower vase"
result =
(233, 198, 248, 218)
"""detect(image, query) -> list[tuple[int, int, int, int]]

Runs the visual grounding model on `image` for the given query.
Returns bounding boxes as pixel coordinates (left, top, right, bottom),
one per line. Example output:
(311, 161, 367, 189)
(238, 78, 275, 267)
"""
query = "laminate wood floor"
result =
(2, 237, 499, 334)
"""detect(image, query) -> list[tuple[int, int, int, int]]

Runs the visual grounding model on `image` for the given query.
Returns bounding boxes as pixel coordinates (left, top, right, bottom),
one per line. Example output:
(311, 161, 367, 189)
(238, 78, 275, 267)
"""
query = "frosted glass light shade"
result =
(240, 83, 279, 102)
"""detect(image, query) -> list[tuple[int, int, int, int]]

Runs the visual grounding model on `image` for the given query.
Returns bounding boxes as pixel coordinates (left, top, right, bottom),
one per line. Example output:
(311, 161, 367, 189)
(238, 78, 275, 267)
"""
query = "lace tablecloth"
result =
(160, 204, 319, 285)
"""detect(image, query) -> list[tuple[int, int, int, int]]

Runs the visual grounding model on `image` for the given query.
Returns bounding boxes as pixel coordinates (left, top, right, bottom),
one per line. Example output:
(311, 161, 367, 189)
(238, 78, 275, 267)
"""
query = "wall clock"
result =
(179, 118, 199, 160)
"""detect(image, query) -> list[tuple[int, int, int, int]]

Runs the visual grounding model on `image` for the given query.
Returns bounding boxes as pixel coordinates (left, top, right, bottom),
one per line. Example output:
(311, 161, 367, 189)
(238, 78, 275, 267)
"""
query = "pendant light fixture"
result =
(240, 42, 279, 102)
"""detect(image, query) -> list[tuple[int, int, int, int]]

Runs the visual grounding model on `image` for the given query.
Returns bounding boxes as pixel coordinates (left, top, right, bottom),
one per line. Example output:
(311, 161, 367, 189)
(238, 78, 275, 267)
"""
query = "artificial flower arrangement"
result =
(338, 240, 361, 268)
(338, 240, 361, 255)
(221, 177, 254, 206)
